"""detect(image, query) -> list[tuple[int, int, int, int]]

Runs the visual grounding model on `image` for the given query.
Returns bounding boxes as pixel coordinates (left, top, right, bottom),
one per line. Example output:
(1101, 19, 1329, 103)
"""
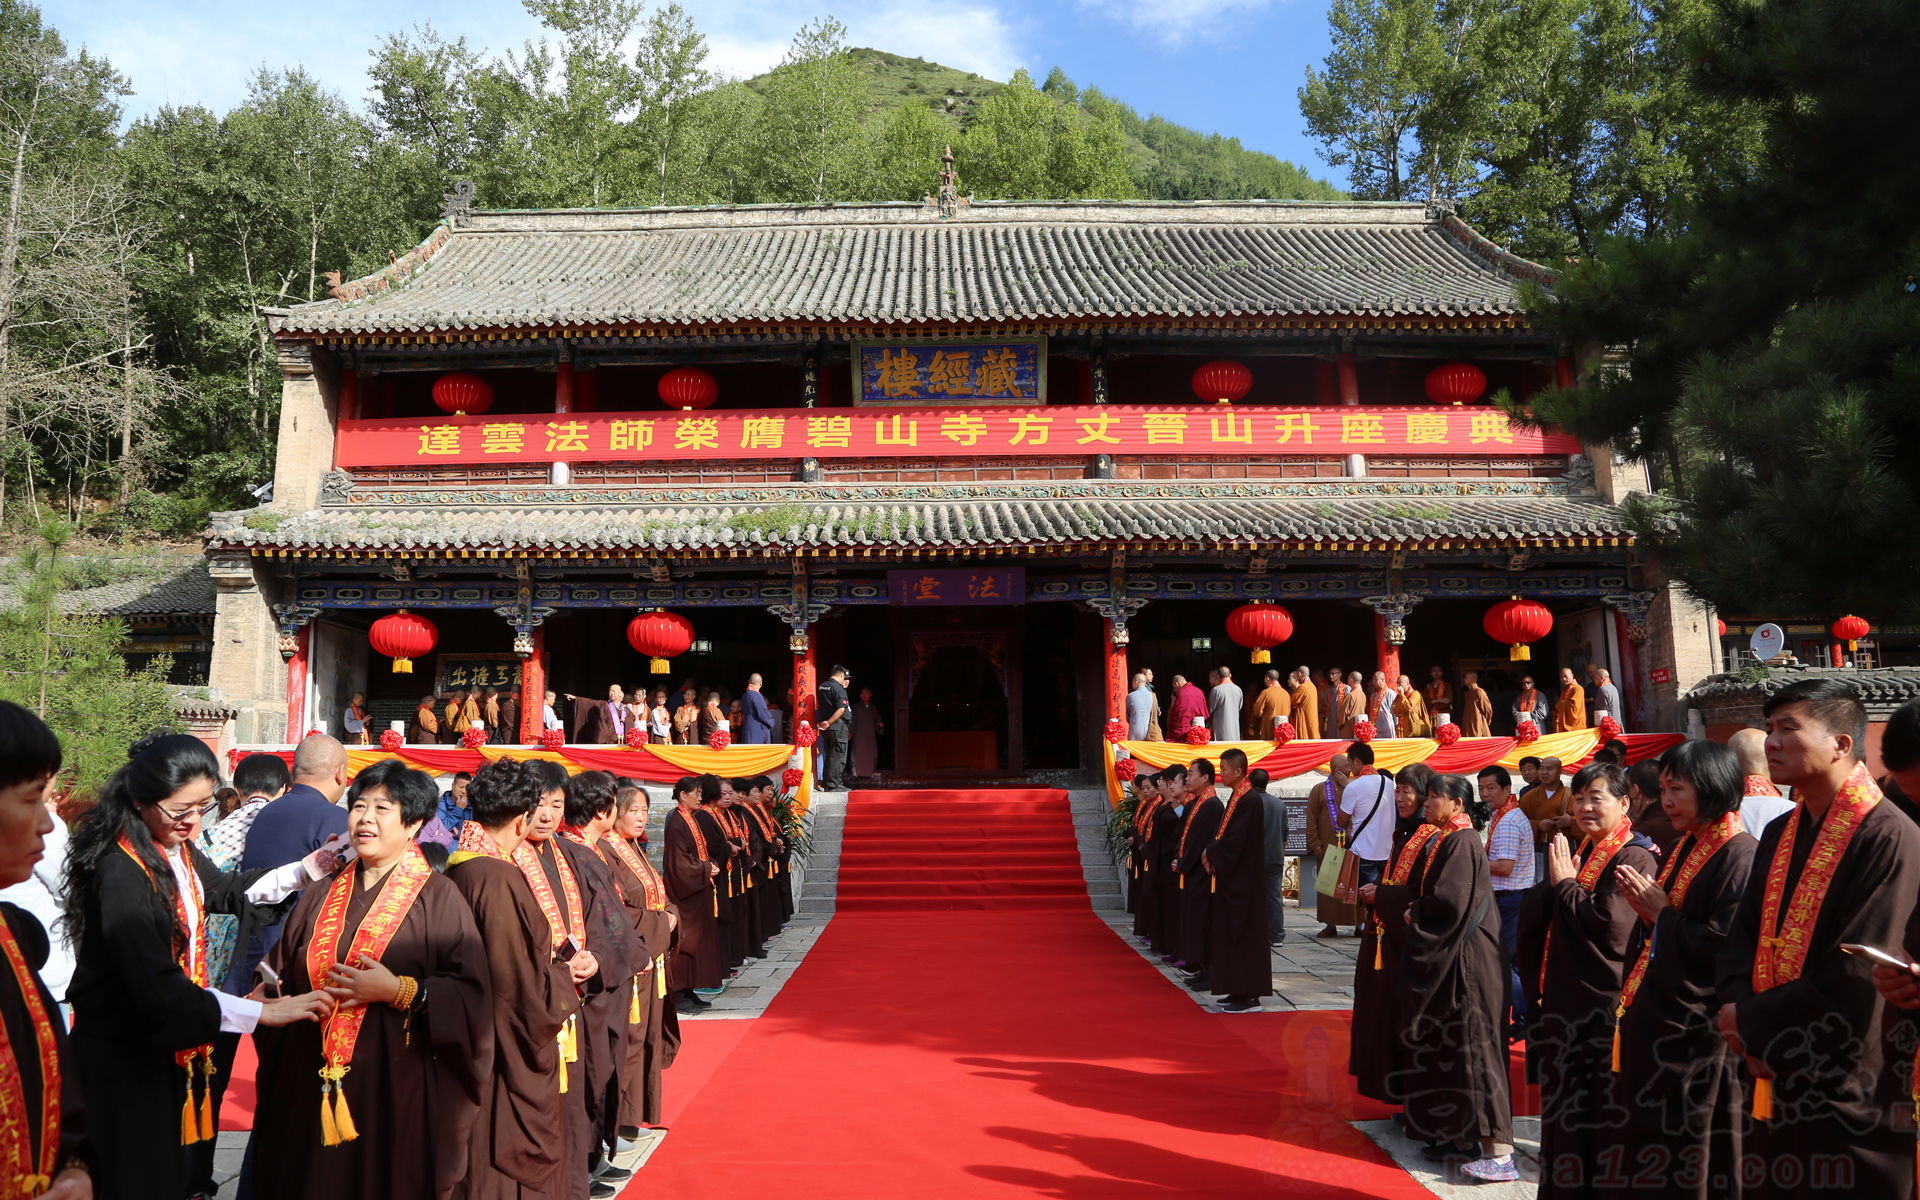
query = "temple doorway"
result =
(892, 611, 1024, 775)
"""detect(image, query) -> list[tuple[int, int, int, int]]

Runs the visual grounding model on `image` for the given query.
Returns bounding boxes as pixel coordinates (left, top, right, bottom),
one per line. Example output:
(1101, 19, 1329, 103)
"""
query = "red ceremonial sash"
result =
(521, 839, 586, 950)
(670, 808, 718, 916)
(454, 820, 507, 860)
(1210, 782, 1253, 894)
(306, 847, 431, 1145)
(1539, 817, 1635, 997)
(603, 835, 666, 910)
(1750, 763, 1879, 1120)
(0, 913, 60, 1194)
(1743, 774, 1781, 798)
(1175, 793, 1216, 889)
(1421, 811, 1475, 877)
(1373, 822, 1439, 971)
(1611, 811, 1743, 1070)
(561, 827, 621, 904)
(1518, 688, 1537, 715)
(115, 833, 217, 1145)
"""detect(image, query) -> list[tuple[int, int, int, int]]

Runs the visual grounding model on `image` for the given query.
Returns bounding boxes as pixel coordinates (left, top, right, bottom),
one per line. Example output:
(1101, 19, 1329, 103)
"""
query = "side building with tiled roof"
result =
(210, 196, 1718, 768)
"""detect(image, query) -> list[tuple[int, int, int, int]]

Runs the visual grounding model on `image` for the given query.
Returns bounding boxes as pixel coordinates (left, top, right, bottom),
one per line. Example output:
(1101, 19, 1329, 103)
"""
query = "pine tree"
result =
(1527, 0, 1920, 621)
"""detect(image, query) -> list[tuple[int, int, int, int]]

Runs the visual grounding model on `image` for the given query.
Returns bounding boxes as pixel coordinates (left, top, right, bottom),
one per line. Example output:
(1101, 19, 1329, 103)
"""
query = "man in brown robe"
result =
(447, 758, 578, 1200)
(1338, 672, 1367, 740)
(664, 775, 725, 1012)
(1458, 672, 1493, 737)
(1553, 668, 1586, 733)
(1127, 774, 1163, 944)
(1173, 760, 1225, 990)
(1289, 667, 1320, 740)
(567, 686, 630, 745)
(1319, 668, 1343, 736)
(1719, 679, 1920, 1200)
(1203, 749, 1272, 1012)
(1150, 770, 1185, 961)
(1309, 755, 1357, 935)
(413, 695, 441, 744)
(1248, 670, 1290, 740)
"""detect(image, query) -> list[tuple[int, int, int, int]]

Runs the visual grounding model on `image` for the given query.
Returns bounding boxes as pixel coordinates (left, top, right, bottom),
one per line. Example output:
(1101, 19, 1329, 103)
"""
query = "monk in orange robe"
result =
(1458, 672, 1493, 737)
(1552, 668, 1586, 733)
(1289, 667, 1320, 740)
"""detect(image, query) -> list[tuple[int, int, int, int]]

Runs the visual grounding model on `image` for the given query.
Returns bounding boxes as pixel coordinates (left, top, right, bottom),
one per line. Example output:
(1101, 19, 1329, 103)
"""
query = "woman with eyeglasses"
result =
(61, 734, 336, 1200)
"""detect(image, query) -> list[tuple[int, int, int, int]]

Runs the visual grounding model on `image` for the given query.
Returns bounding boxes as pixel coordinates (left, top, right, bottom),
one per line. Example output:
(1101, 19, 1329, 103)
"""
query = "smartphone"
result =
(254, 962, 282, 999)
(1841, 943, 1912, 970)
(557, 935, 581, 963)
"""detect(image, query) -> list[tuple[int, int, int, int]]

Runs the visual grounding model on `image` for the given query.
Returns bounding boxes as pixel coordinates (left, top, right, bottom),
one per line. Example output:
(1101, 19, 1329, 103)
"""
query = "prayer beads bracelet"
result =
(390, 975, 419, 1011)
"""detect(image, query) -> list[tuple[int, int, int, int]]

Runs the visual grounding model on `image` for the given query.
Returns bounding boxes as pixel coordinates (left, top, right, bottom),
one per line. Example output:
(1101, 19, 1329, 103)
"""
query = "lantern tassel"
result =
(1251, 648, 1270, 663)
(1510, 644, 1530, 661)
(393, 656, 413, 674)
(651, 657, 669, 674)
(1752, 1078, 1772, 1121)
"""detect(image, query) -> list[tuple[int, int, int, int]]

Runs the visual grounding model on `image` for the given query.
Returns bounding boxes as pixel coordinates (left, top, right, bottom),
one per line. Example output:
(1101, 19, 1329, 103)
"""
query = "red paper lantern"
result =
(379, 729, 403, 752)
(1516, 719, 1540, 744)
(1114, 756, 1139, 782)
(793, 721, 818, 748)
(540, 728, 565, 750)
(782, 766, 804, 790)
(627, 609, 694, 674)
(1273, 721, 1296, 747)
(369, 610, 438, 674)
(461, 725, 487, 750)
(657, 367, 718, 411)
(1225, 601, 1294, 664)
(1833, 614, 1870, 651)
(1483, 598, 1553, 661)
(432, 372, 494, 416)
(625, 727, 647, 749)
(1424, 362, 1486, 405)
(1185, 725, 1210, 746)
(1104, 718, 1127, 744)
(1597, 715, 1623, 742)
(709, 730, 732, 752)
(1353, 719, 1377, 744)
(1191, 359, 1252, 405)
(1435, 722, 1461, 746)
(1716, 618, 1727, 638)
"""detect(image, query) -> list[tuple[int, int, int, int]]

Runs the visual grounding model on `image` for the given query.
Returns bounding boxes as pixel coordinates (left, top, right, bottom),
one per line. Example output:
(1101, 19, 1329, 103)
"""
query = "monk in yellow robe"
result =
(1458, 672, 1493, 737)
(1552, 667, 1586, 733)
(1392, 674, 1433, 738)
(1288, 667, 1320, 740)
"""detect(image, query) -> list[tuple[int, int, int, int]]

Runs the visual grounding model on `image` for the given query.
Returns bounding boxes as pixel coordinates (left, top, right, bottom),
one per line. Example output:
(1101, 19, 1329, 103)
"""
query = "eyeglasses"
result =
(155, 800, 218, 824)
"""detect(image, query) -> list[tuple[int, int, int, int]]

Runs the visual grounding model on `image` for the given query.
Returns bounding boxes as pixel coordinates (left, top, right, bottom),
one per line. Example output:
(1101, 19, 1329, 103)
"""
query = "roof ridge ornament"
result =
(924, 145, 969, 221)
(441, 178, 477, 229)
(1423, 196, 1456, 221)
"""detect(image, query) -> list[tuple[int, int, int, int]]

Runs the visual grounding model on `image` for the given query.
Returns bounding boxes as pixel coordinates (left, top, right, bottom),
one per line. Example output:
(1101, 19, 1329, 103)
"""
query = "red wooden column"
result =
(1337, 352, 1360, 404)
(552, 362, 575, 486)
(520, 626, 545, 743)
(1103, 620, 1128, 726)
(1375, 614, 1399, 692)
(285, 626, 310, 742)
(1555, 356, 1576, 390)
(793, 640, 817, 730)
(338, 368, 358, 420)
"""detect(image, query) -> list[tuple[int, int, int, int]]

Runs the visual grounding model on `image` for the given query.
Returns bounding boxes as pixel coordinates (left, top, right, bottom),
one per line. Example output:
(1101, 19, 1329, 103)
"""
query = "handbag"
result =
(1332, 778, 1385, 904)
(1315, 838, 1347, 898)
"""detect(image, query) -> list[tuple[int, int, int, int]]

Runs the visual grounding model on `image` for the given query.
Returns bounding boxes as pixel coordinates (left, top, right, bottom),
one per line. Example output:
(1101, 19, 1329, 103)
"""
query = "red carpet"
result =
(635, 789, 1430, 1199)
(836, 789, 1089, 911)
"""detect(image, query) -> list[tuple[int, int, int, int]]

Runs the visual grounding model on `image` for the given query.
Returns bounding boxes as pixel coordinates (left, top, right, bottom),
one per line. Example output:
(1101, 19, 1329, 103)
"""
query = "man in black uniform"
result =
(818, 666, 852, 790)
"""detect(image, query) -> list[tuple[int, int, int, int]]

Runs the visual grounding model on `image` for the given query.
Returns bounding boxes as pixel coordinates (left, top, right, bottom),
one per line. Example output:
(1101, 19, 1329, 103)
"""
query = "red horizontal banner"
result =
(334, 404, 1578, 468)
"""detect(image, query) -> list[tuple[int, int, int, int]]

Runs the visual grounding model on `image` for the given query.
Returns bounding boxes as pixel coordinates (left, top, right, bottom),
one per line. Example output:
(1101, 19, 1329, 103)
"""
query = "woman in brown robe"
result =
(1349, 761, 1434, 1104)
(1149, 771, 1185, 960)
(664, 775, 725, 1011)
(1399, 772, 1515, 1182)
(1607, 740, 1756, 1199)
(1173, 761, 1224, 986)
(604, 785, 680, 1132)
(1127, 775, 1163, 944)
(1519, 761, 1659, 1199)
(1203, 750, 1271, 1012)
(252, 759, 491, 1200)
(1308, 760, 1357, 936)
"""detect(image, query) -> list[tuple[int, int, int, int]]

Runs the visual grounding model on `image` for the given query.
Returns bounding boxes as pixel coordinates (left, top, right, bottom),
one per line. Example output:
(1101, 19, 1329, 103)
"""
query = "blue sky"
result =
(44, 0, 1339, 179)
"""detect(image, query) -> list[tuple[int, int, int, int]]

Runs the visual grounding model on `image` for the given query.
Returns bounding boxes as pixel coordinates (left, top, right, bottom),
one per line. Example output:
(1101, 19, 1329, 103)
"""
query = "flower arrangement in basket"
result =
(1515, 719, 1540, 744)
(1272, 721, 1296, 747)
(1352, 719, 1376, 744)
(624, 727, 647, 749)
(1435, 722, 1461, 746)
(793, 721, 817, 748)
(540, 728, 565, 751)
(1104, 718, 1127, 744)
(708, 729, 732, 752)
(1597, 715, 1623, 742)
(1114, 755, 1138, 782)
(379, 729, 404, 752)
(1184, 724, 1209, 746)
(461, 725, 487, 750)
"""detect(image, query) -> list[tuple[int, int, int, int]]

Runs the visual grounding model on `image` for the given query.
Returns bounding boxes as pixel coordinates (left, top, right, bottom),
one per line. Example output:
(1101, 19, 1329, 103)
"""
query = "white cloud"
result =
(1074, 0, 1274, 48)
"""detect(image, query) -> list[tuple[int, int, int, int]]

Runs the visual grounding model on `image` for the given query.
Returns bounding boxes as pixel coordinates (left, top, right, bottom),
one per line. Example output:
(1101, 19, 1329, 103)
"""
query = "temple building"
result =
(204, 194, 1718, 777)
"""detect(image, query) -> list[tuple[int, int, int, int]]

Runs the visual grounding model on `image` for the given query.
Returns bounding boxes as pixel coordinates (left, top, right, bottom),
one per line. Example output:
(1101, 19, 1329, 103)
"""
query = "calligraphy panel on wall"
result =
(434, 654, 524, 694)
(853, 338, 1046, 406)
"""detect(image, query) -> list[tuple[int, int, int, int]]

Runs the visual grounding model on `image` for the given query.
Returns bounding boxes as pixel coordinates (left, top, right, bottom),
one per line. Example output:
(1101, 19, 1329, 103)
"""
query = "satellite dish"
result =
(1751, 623, 1786, 661)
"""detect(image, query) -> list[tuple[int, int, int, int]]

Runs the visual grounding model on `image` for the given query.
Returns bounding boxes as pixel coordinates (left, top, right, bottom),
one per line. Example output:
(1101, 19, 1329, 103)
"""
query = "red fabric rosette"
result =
(1435, 722, 1461, 746)
(709, 730, 732, 752)
(625, 727, 647, 749)
(1104, 717, 1127, 744)
(794, 721, 817, 748)
(461, 725, 487, 750)
(1515, 719, 1540, 744)
(540, 728, 565, 751)
(1114, 756, 1138, 781)
(1598, 715, 1623, 742)
(379, 729, 403, 752)
(1184, 725, 1209, 746)
(1272, 721, 1296, 747)
(782, 766, 804, 790)
(1353, 720, 1377, 744)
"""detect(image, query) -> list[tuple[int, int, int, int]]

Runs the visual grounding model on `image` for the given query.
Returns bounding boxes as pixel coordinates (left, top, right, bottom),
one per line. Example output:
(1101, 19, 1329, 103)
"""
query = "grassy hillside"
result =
(755, 49, 1344, 202)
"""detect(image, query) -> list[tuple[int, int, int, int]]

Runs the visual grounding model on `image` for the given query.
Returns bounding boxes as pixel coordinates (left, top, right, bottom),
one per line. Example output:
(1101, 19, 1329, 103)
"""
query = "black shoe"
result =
(595, 1164, 634, 1181)
(1185, 973, 1212, 991)
(590, 1182, 618, 1198)
(1218, 997, 1262, 1013)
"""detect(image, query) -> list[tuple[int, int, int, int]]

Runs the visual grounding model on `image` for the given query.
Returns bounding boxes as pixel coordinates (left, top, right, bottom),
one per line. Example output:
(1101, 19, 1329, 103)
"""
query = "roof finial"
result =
(931, 145, 967, 220)
(441, 178, 477, 229)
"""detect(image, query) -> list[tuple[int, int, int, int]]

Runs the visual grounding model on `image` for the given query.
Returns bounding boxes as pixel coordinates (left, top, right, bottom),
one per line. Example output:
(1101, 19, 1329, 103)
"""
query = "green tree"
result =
(1526, 0, 1920, 621)
(755, 17, 868, 203)
(486, 0, 647, 207)
(866, 100, 947, 200)
(0, 521, 175, 798)
(1299, 0, 1456, 200)
(960, 69, 1134, 200)
(633, 3, 711, 206)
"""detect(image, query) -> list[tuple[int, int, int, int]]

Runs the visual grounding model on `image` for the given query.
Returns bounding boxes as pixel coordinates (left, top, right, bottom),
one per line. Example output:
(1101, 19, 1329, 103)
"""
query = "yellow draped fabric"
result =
(340, 742, 805, 782)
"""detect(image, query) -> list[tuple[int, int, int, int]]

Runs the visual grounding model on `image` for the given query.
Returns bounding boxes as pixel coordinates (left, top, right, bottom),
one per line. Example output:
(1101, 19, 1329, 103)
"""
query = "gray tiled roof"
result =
(206, 494, 1627, 554)
(0, 557, 215, 616)
(268, 202, 1550, 336)
(1689, 667, 1920, 709)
